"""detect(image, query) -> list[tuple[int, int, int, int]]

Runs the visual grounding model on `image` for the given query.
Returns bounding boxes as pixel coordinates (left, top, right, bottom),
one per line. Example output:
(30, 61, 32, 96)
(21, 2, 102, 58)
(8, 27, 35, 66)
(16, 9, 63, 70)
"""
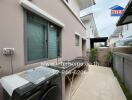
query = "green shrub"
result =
(107, 51, 113, 67)
(90, 48, 98, 64)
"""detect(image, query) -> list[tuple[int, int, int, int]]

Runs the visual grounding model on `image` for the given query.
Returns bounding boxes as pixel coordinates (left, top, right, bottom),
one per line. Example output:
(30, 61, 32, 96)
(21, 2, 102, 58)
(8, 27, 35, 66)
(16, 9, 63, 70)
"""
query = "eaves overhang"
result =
(76, 0, 95, 10)
(117, 0, 132, 26)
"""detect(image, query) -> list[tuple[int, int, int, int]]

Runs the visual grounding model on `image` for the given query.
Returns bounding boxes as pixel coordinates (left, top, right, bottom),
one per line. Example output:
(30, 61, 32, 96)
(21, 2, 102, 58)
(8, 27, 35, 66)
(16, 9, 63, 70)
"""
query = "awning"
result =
(117, 0, 132, 26)
(90, 37, 108, 48)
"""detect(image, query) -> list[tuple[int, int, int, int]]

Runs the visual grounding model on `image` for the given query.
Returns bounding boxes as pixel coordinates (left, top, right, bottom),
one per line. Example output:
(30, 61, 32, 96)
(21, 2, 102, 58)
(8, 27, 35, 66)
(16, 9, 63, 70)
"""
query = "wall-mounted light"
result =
(50, 25, 54, 28)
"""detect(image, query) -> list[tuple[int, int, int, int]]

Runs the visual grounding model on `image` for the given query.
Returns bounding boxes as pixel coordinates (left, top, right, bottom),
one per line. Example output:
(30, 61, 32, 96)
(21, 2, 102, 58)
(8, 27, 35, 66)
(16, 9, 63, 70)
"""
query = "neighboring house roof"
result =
(81, 13, 98, 37)
(113, 26, 123, 36)
(110, 5, 124, 10)
(109, 26, 123, 39)
(117, 0, 132, 26)
(108, 26, 123, 45)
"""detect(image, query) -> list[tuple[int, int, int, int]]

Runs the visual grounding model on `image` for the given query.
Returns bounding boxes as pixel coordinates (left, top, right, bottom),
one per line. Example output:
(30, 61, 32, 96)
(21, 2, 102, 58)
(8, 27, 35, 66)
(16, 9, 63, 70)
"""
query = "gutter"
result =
(116, 0, 132, 26)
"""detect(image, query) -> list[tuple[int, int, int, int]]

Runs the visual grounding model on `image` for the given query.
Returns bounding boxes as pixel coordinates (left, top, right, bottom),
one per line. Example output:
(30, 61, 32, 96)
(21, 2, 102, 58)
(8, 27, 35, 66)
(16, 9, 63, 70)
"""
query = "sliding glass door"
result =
(27, 16, 47, 61)
(48, 25, 58, 59)
(26, 12, 61, 63)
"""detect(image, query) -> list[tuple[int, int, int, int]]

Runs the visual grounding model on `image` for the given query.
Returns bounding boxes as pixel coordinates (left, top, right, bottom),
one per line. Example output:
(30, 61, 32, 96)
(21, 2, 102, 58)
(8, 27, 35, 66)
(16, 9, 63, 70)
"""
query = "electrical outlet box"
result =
(2, 48, 15, 56)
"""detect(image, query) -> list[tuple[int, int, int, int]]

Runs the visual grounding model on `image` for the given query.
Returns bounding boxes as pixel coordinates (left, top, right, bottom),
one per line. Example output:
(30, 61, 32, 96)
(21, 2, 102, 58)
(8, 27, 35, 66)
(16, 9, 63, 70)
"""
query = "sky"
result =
(80, 0, 128, 37)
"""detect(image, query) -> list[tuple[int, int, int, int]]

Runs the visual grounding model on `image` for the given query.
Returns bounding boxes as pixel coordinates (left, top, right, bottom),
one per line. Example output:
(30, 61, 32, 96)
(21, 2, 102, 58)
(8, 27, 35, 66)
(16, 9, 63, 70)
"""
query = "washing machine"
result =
(1, 66, 62, 100)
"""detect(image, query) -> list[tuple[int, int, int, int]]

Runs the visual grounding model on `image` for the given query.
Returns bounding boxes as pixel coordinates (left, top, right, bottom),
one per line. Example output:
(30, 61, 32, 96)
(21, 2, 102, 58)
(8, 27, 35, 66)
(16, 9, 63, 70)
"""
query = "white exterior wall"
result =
(122, 23, 132, 38)
(85, 22, 94, 38)
(109, 37, 119, 46)
(83, 20, 95, 50)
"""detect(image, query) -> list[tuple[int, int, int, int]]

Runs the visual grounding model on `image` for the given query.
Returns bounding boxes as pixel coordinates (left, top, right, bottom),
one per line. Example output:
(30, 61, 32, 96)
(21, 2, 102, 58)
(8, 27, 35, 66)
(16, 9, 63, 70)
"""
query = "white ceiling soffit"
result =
(81, 13, 93, 22)
(20, 0, 65, 27)
(76, 0, 94, 10)
(123, 15, 132, 24)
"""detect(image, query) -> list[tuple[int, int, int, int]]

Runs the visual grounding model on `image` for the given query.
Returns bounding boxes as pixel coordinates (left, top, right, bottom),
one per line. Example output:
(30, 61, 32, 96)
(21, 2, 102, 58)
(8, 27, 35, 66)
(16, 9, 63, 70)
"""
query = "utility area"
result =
(0, 0, 132, 100)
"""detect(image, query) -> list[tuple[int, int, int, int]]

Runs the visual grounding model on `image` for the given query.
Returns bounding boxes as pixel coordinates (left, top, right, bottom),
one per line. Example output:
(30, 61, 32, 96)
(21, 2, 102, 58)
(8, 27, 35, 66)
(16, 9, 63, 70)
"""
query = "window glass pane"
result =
(27, 16, 47, 61)
(48, 25, 58, 58)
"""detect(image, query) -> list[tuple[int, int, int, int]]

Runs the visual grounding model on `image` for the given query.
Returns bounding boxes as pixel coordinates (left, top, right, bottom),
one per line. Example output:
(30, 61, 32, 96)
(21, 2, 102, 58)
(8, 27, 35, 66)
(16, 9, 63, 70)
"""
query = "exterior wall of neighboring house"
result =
(109, 25, 132, 48)
(108, 26, 123, 46)
(0, 0, 86, 77)
(83, 20, 95, 38)
(109, 23, 132, 47)
(109, 36, 119, 46)
(81, 14, 98, 51)
(83, 20, 94, 50)
(122, 23, 132, 38)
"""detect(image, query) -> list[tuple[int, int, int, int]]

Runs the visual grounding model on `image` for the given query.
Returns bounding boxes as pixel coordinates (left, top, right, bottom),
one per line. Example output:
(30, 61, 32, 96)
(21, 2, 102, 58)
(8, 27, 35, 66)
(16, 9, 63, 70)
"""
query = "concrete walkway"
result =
(66, 65, 126, 100)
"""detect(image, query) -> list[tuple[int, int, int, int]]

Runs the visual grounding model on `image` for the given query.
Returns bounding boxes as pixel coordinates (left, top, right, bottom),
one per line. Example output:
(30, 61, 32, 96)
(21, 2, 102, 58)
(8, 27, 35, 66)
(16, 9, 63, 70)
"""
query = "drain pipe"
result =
(10, 55, 14, 74)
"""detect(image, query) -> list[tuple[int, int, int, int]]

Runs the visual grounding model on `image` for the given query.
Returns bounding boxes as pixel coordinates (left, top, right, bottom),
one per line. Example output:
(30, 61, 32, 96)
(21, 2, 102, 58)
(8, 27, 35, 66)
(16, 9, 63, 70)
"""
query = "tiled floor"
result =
(65, 65, 126, 100)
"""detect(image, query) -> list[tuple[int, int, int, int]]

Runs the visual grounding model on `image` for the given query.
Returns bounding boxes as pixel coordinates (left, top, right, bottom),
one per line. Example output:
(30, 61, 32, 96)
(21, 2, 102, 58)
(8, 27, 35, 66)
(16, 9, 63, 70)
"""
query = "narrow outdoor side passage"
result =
(66, 65, 126, 100)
